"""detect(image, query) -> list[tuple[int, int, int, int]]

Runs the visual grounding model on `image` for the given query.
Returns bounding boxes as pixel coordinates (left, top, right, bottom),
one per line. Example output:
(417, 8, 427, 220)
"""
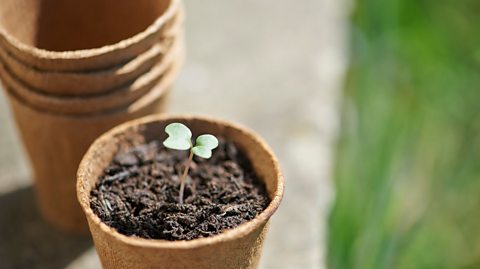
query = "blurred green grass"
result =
(328, 0, 480, 268)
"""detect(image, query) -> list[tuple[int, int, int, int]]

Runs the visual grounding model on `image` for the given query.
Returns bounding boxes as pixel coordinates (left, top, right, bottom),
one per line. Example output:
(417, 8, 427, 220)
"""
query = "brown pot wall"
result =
(0, 0, 181, 72)
(0, 13, 183, 97)
(0, 41, 184, 115)
(3, 75, 177, 233)
(77, 115, 285, 269)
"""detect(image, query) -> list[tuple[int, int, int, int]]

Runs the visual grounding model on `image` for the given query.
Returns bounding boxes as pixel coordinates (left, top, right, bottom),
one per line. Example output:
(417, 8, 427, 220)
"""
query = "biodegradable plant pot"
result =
(0, 41, 184, 115)
(0, 14, 183, 97)
(0, 0, 181, 72)
(3, 68, 177, 233)
(77, 115, 284, 269)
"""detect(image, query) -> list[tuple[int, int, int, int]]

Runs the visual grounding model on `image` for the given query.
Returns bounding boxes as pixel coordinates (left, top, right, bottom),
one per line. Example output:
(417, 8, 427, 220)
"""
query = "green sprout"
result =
(163, 123, 218, 204)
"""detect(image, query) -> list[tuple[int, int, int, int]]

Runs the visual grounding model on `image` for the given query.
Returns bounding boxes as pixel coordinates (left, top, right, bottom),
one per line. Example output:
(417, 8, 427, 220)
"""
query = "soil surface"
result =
(90, 138, 270, 241)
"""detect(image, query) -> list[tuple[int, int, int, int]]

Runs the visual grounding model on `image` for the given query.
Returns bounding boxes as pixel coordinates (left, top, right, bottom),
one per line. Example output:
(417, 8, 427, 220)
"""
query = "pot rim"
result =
(0, 11, 183, 78)
(0, 39, 183, 105)
(0, 0, 179, 60)
(3, 55, 182, 118)
(77, 114, 285, 249)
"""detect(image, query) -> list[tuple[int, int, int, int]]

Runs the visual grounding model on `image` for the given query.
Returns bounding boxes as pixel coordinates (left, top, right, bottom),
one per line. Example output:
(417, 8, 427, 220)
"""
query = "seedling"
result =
(163, 123, 218, 204)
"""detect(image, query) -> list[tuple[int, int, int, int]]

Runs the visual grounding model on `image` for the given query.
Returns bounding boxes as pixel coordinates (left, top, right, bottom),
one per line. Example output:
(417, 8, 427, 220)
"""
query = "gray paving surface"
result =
(0, 1, 348, 268)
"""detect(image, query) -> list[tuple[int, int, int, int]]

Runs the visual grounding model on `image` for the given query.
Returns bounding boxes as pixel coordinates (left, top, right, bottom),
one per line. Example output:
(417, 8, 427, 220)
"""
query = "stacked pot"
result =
(0, 0, 184, 233)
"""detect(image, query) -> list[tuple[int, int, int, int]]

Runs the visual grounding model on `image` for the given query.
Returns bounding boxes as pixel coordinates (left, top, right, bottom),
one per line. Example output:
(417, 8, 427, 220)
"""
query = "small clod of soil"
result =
(90, 138, 270, 241)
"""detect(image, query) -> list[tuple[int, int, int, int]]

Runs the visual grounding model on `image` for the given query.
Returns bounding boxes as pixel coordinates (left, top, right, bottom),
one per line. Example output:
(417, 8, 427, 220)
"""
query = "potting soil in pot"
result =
(90, 139, 270, 241)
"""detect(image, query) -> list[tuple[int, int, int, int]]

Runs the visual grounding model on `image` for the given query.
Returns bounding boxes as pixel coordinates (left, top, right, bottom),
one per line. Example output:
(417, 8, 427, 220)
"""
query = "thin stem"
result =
(179, 150, 193, 205)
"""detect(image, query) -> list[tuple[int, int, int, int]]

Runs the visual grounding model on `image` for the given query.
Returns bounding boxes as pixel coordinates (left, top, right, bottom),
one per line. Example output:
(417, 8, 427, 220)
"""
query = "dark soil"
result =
(90, 138, 270, 241)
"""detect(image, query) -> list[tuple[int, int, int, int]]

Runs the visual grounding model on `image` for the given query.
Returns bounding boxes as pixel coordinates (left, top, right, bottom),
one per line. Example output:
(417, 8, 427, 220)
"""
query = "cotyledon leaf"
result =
(163, 123, 192, 150)
(192, 134, 219, 158)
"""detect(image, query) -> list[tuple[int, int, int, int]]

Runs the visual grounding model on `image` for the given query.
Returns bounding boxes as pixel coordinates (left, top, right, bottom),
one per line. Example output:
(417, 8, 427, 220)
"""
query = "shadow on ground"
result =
(0, 185, 93, 269)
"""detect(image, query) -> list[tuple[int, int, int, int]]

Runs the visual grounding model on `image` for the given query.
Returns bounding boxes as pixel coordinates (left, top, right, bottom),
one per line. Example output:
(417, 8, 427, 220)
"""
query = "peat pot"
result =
(77, 115, 285, 269)
(0, 0, 181, 72)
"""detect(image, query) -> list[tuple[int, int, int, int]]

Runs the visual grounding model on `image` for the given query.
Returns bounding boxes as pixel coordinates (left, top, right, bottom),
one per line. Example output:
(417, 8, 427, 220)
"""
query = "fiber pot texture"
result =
(3, 77, 174, 233)
(0, 41, 184, 115)
(0, 0, 180, 72)
(0, 15, 182, 96)
(77, 115, 284, 269)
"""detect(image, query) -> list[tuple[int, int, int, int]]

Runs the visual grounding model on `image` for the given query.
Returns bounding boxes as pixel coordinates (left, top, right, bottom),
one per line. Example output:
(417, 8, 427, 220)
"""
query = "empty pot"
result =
(0, 0, 181, 72)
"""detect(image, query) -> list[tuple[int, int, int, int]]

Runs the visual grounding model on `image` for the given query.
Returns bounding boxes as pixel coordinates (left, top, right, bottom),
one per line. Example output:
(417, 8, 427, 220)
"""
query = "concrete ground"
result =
(0, 1, 348, 268)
